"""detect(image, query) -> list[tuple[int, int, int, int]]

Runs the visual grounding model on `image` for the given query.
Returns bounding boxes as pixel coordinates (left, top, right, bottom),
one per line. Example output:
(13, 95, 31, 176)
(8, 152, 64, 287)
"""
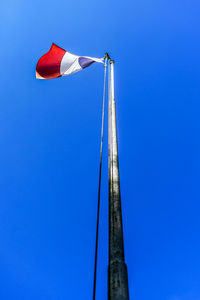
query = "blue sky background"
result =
(1, 0, 200, 299)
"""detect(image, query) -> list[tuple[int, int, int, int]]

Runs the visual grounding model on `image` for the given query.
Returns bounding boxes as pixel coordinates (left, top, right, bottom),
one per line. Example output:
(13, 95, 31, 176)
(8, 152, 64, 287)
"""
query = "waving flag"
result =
(36, 43, 104, 79)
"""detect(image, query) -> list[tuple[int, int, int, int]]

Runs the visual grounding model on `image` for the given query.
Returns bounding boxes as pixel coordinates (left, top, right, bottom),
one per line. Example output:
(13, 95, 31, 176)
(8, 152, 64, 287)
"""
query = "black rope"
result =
(92, 57, 107, 300)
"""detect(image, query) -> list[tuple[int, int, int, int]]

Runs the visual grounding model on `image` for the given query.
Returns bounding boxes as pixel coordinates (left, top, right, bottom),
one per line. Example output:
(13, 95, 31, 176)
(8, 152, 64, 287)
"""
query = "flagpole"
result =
(108, 60, 129, 300)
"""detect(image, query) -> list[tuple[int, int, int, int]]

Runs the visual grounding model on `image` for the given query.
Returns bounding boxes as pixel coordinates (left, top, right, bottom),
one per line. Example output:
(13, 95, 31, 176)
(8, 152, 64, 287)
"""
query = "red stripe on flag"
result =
(36, 43, 66, 79)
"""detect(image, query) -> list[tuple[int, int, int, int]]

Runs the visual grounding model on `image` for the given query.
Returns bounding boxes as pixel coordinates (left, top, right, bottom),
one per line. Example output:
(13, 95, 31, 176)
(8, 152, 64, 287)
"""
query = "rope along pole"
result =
(92, 56, 108, 300)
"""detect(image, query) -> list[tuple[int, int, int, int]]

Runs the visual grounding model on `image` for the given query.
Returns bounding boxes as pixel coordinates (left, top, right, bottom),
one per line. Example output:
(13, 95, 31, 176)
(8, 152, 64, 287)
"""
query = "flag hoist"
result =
(36, 45, 129, 300)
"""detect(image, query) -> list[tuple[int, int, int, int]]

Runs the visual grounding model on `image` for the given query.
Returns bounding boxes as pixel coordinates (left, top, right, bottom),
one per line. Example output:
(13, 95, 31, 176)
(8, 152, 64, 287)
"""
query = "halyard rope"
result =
(92, 56, 108, 300)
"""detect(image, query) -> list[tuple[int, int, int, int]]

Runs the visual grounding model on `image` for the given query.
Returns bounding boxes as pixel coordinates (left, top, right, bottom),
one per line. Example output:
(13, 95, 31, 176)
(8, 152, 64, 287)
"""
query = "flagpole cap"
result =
(109, 59, 115, 64)
(105, 52, 110, 60)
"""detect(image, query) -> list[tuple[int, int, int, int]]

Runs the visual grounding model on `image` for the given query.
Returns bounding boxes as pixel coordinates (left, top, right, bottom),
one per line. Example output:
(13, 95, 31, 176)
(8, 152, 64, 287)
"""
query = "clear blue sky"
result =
(1, 0, 200, 299)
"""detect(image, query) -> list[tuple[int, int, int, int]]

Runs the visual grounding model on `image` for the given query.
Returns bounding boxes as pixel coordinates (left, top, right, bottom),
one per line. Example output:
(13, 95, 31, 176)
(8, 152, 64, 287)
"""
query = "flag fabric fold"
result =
(36, 43, 104, 79)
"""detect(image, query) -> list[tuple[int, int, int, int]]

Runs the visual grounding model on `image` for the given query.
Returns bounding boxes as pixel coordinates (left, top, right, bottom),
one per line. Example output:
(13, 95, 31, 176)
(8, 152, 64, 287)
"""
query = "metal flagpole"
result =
(108, 60, 129, 300)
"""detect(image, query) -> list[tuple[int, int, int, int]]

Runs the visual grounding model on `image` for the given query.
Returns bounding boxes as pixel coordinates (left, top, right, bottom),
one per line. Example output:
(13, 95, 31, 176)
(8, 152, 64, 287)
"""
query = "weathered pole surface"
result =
(108, 60, 129, 300)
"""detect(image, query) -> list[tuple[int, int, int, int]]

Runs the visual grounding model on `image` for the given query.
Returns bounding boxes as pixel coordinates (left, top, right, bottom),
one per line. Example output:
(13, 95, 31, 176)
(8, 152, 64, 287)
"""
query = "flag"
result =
(36, 43, 104, 79)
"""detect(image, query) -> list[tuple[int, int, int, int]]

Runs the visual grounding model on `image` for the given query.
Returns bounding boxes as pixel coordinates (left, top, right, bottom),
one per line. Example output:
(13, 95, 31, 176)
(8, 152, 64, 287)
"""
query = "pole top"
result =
(104, 52, 111, 60)
(109, 59, 115, 64)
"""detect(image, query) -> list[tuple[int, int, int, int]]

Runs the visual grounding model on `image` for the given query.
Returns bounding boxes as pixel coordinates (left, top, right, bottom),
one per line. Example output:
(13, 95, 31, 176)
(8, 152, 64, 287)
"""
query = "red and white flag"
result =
(36, 43, 103, 79)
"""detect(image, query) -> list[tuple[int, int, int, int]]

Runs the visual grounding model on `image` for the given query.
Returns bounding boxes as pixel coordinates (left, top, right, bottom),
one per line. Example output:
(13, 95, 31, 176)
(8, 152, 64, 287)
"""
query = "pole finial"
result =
(105, 52, 111, 60)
